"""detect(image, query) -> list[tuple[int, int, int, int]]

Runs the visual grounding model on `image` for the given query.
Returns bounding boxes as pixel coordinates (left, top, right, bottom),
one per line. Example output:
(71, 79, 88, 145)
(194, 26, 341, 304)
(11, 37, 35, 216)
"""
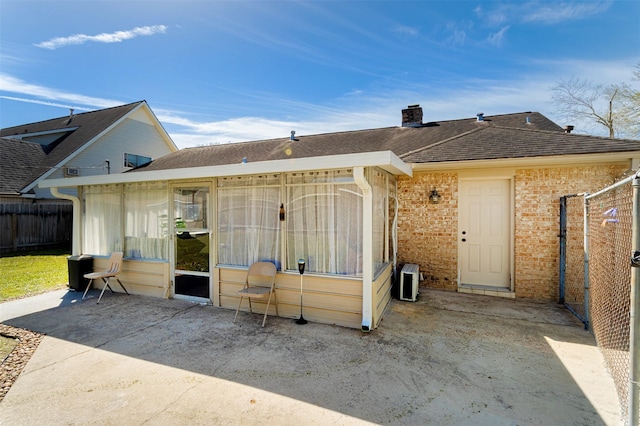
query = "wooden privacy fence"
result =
(0, 200, 72, 253)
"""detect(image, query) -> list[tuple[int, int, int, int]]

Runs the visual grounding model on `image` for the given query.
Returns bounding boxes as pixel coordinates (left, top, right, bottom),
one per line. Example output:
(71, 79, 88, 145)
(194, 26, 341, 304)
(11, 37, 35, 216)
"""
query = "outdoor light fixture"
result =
(429, 188, 441, 204)
(296, 259, 307, 325)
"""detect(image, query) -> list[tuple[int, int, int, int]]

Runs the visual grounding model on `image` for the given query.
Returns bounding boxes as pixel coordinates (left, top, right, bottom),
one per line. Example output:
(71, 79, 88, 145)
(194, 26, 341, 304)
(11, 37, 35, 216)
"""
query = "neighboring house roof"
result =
(137, 111, 568, 172)
(0, 101, 176, 194)
(0, 138, 46, 195)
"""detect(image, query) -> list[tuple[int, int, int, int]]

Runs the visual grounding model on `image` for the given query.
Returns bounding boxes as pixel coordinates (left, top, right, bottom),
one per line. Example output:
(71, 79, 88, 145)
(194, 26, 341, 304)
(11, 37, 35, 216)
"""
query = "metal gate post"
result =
(559, 196, 567, 304)
(628, 175, 640, 426)
(583, 194, 590, 330)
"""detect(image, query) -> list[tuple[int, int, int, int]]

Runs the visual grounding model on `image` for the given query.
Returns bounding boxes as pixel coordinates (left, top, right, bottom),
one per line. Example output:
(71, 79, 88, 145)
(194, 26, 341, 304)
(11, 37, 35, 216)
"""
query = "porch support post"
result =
(354, 167, 373, 332)
(50, 187, 81, 256)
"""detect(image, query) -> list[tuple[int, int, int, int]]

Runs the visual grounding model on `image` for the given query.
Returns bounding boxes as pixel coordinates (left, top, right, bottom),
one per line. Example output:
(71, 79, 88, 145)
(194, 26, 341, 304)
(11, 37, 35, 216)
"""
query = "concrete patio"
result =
(0, 288, 621, 425)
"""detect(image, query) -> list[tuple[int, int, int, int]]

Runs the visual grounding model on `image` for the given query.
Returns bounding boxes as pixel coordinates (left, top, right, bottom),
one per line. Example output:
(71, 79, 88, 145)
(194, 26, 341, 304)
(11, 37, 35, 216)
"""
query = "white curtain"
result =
(83, 184, 122, 255)
(124, 182, 169, 260)
(372, 169, 387, 275)
(286, 170, 363, 276)
(217, 176, 281, 267)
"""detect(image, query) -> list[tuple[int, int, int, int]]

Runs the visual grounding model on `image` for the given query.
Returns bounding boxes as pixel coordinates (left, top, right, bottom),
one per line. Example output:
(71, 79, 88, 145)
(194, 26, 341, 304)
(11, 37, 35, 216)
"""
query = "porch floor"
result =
(0, 287, 620, 425)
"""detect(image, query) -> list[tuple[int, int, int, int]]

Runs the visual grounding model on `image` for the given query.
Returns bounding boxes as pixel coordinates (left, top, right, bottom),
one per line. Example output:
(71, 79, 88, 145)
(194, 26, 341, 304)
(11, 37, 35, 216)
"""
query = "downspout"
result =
(50, 187, 81, 256)
(354, 167, 373, 332)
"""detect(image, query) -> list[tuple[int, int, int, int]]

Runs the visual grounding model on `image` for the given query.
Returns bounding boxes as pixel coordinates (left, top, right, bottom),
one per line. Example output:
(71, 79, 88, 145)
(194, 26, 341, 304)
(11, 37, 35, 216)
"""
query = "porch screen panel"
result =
(371, 169, 387, 275)
(83, 184, 122, 255)
(124, 182, 168, 260)
(217, 175, 281, 267)
(286, 170, 363, 276)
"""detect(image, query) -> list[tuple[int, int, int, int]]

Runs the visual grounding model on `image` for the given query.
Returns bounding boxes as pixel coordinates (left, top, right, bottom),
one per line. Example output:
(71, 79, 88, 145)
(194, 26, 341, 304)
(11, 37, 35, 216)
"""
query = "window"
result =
(124, 182, 169, 260)
(83, 184, 122, 255)
(217, 175, 281, 268)
(286, 169, 363, 276)
(124, 153, 152, 168)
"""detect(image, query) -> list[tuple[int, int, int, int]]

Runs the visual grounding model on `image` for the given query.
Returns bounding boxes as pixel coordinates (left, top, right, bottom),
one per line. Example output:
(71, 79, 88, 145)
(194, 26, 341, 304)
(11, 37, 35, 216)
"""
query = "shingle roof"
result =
(138, 111, 640, 172)
(137, 111, 573, 172)
(0, 101, 144, 191)
(401, 125, 640, 163)
(0, 138, 46, 195)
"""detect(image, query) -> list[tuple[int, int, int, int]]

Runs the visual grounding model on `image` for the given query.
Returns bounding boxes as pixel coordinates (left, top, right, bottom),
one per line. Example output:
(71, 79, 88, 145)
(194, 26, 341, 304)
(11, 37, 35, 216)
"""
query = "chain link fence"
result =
(560, 175, 638, 423)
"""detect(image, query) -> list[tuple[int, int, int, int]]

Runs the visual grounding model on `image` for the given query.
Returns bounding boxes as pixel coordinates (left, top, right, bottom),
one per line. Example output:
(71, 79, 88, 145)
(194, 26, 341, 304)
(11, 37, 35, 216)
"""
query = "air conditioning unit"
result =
(65, 167, 80, 177)
(399, 263, 419, 302)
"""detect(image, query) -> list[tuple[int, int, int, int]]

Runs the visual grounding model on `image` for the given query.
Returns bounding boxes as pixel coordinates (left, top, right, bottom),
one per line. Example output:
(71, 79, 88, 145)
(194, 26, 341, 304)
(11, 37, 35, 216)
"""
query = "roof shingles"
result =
(137, 111, 640, 172)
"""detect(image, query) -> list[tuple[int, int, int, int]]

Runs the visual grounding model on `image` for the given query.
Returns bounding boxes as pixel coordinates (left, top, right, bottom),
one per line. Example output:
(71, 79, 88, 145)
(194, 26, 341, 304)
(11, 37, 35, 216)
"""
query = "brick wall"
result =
(514, 165, 627, 299)
(397, 164, 628, 300)
(397, 172, 458, 291)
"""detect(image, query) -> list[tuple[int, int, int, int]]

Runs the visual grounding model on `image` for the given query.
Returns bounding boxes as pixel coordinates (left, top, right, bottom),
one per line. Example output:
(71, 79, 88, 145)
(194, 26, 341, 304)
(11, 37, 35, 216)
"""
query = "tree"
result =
(551, 64, 640, 139)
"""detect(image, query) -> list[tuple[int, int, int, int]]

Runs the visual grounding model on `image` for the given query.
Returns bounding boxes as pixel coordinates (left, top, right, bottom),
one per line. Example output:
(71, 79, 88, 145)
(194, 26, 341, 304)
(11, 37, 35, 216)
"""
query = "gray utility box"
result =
(67, 255, 93, 291)
(399, 263, 420, 302)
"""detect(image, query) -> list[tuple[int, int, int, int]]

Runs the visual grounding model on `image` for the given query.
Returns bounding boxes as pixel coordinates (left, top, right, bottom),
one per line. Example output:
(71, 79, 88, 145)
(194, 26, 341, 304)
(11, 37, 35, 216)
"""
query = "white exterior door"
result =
(458, 179, 511, 288)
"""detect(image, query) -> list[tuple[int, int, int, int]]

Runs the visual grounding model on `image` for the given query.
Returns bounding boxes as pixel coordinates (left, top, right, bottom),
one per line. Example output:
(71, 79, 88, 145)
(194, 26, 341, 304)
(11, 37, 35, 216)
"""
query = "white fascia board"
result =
(39, 150, 412, 189)
(141, 102, 179, 152)
(411, 152, 640, 172)
(10, 127, 80, 139)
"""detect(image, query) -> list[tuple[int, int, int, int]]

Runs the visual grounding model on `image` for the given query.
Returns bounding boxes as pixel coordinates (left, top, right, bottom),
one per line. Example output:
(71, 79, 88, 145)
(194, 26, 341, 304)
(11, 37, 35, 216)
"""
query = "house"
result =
(39, 105, 640, 330)
(0, 101, 178, 252)
(1, 100, 178, 199)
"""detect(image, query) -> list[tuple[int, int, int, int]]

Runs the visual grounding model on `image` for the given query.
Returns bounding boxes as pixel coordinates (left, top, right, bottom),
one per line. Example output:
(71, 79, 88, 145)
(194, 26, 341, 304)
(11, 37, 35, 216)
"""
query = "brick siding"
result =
(397, 164, 628, 300)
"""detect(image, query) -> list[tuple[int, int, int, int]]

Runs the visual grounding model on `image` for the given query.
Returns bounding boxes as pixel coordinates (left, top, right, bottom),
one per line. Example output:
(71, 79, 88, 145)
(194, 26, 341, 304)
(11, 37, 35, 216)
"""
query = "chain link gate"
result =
(560, 174, 639, 424)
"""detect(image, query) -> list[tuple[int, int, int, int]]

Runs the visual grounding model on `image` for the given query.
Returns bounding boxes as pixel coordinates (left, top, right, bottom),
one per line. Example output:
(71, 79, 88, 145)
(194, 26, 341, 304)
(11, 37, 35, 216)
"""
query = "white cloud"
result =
(0, 95, 91, 112)
(474, 1, 611, 26)
(0, 74, 122, 108)
(35, 25, 167, 50)
(522, 2, 611, 24)
(393, 25, 419, 37)
(486, 26, 510, 46)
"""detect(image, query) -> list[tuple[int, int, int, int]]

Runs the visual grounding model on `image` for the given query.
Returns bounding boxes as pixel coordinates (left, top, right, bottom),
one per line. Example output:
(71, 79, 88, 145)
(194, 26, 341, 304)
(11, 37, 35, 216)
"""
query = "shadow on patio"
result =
(0, 288, 621, 425)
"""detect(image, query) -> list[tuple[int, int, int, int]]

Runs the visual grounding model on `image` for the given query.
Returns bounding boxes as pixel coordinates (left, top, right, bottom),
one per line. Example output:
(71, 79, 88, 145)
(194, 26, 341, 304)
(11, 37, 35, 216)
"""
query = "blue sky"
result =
(1, 1, 639, 148)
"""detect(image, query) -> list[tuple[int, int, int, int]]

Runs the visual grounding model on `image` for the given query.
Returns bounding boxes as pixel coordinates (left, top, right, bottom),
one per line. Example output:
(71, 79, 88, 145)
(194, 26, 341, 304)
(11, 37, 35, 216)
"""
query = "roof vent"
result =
(526, 116, 531, 124)
(290, 130, 296, 141)
(241, 157, 247, 164)
(476, 112, 484, 122)
(564, 125, 574, 134)
(402, 104, 423, 127)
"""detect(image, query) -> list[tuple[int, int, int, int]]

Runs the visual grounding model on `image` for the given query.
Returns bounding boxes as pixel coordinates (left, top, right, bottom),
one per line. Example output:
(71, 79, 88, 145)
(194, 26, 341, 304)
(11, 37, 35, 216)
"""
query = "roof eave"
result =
(39, 151, 412, 189)
(410, 151, 640, 172)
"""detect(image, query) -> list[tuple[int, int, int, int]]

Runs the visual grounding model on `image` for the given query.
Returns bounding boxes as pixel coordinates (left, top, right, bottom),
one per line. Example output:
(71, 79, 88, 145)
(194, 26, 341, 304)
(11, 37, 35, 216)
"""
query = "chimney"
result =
(402, 104, 423, 127)
(564, 125, 574, 134)
(476, 112, 484, 122)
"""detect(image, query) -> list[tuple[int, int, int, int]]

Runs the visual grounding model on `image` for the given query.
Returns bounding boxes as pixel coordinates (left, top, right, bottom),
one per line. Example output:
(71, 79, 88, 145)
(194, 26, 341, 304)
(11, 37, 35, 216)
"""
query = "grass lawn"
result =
(0, 249, 70, 303)
(0, 335, 18, 362)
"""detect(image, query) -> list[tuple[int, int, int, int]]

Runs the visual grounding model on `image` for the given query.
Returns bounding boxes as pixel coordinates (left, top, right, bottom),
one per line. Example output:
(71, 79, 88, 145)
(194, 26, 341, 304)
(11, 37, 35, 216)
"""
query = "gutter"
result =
(50, 187, 81, 256)
(354, 167, 373, 332)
